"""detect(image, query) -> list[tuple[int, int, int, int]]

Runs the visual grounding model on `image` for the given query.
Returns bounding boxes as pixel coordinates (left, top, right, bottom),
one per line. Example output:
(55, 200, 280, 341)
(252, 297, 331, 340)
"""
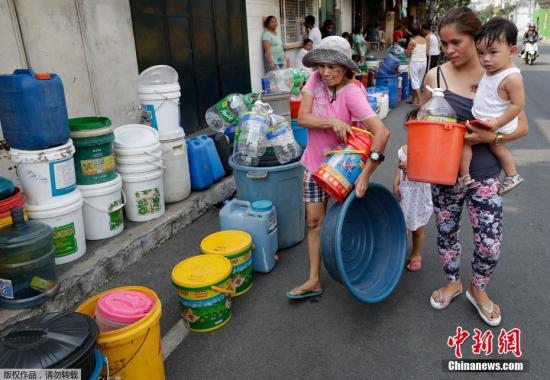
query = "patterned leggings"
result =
(431, 177, 503, 290)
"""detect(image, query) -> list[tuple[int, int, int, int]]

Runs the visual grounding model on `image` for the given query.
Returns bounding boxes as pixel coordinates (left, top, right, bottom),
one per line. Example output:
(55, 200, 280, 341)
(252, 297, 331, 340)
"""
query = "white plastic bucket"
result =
(138, 65, 181, 140)
(120, 169, 165, 222)
(366, 60, 379, 70)
(10, 140, 76, 206)
(160, 129, 191, 203)
(26, 190, 86, 265)
(376, 93, 389, 120)
(114, 124, 160, 154)
(78, 174, 124, 240)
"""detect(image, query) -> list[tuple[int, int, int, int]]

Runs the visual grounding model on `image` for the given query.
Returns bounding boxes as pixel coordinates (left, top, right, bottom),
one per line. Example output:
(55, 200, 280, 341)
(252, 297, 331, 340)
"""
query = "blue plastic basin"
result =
(321, 185, 407, 303)
(89, 350, 106, 380)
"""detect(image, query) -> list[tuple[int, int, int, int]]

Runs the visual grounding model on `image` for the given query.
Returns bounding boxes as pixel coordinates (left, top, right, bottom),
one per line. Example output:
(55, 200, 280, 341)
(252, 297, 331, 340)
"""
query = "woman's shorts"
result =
(409, 60, 427, 90)
(303, 169, 328, 203)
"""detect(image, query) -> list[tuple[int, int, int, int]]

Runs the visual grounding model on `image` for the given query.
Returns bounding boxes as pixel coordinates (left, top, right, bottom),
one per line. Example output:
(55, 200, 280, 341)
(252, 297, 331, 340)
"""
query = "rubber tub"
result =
(320, 185, 407, 303)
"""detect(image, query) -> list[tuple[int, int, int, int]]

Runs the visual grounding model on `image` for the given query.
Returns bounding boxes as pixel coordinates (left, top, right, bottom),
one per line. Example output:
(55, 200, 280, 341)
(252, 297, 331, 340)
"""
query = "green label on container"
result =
(109, 199, 123, 231)
(135, 188, 161, 215)
(180, 293, 231, 331)
(232, 259, 253, 296)
(53, 223, 78, 257)
(217, 97, 239, 124)
(80, 155, 115, 176)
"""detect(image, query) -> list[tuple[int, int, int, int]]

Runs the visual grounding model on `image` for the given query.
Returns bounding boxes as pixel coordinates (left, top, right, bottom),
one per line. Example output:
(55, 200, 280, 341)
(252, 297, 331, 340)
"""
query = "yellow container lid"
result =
(171, 255, 232, 290)
(200, 230, 252, 257)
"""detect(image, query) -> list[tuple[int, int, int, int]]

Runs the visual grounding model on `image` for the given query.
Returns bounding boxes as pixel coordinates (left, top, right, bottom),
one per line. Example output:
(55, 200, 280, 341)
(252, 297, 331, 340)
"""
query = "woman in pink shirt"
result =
(287, 36, 390, 299)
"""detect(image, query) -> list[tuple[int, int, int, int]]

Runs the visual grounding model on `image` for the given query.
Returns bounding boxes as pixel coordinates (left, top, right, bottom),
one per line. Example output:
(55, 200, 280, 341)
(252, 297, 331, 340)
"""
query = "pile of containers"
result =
(0, 69, 86, 265)
(0, 177, 26, 228)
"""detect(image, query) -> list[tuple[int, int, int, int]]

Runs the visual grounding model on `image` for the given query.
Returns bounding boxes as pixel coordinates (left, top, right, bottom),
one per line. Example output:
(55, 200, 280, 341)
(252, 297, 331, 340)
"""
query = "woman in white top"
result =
(406, 24, 427, 106)
(423, 24, 440, 70)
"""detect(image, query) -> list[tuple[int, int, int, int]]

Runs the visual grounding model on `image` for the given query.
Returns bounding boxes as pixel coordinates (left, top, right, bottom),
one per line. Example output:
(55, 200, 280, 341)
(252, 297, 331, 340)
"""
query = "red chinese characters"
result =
(447, 326, 470, 359)
(447, 327, 523, 358)
(498, 328, 522, 358)
(472, 328, 494, 355)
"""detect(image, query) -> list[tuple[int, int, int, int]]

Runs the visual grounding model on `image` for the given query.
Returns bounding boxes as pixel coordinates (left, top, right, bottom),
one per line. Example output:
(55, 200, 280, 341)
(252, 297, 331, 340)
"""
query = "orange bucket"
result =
(406, 120, 467, 185)
(313, 128, 373, 202)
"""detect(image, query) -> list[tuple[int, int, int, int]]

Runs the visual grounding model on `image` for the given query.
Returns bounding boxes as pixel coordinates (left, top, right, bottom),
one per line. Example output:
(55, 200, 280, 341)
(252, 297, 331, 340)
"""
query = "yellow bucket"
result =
(172, 254, 234, 332)
(76, 286, 165, 380)
(200, 230, 253, 296)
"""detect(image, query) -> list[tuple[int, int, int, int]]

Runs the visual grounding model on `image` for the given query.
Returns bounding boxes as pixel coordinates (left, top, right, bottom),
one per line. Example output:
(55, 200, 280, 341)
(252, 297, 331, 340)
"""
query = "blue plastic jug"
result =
(186, 135, 225, 190)
(376, 73, 399, 108)
(400, 71, 410, 100)
(0, 69, 69, 149)
(219, 199, 278, 273)
(291, 120, 307, 148)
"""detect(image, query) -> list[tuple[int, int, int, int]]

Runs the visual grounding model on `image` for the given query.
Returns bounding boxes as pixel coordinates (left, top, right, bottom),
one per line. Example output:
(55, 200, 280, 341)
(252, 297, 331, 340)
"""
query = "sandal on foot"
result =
(499, 174, 524, 195)
(430, 286, 463, 310)
(465, 290, 502, 326)
(286, 288, 323, 300)
(406, 256, 422, 272)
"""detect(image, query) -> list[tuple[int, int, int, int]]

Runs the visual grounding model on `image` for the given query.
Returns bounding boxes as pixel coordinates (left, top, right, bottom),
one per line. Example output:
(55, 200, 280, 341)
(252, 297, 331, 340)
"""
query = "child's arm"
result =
(491, 74, 525, 129)
(393, 166, 401, 200)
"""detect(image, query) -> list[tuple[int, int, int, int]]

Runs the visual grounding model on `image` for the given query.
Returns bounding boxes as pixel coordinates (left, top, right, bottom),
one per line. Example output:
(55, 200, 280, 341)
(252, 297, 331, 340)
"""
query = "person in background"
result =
(321, 19, 335, 38)
(262, 15, 286, 72)
(304, 15, 322, 49)
(294, 38, 314, 73)
(520, 22, 539, 57)
(342, 32, 353, 48)
(352, 24, 368, 63)
(378, 25, 386, 50)
(406, 24, 427, 106)
(393, 25, 404, 44)
(423, 24, 440, 70)
(286, 36, 390, 299)
(393, 109, 433, 272)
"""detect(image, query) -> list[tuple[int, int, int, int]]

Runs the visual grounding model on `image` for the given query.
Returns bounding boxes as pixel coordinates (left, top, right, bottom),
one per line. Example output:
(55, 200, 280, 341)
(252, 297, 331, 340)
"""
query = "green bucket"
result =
(69, 117, 116, 185)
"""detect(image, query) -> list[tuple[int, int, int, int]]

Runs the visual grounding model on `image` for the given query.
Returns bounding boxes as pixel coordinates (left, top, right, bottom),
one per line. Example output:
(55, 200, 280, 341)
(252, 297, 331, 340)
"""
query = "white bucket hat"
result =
(302, 36, 361, 74)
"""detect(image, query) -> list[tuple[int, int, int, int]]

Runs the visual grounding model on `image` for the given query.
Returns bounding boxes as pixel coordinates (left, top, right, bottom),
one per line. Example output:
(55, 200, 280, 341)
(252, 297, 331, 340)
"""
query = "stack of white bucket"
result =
(114, 125, 165, 221)
(10, 142, 86, 265)
(137, 65, 191, 203)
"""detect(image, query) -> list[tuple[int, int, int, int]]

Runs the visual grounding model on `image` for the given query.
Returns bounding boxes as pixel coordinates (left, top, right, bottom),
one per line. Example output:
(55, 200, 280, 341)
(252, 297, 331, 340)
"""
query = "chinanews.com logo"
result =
(443, 326, 529, 372)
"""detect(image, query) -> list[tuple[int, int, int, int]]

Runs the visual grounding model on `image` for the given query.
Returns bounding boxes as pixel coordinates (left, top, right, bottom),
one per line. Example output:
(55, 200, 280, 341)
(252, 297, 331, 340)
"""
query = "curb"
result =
(0, 176, 236, 330)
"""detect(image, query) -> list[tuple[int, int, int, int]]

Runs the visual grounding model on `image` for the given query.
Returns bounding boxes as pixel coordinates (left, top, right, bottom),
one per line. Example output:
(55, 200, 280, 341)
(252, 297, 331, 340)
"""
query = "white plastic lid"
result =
(114, 124, 160, 149)
(138, 65, 178, 87)
(159, 127, 186, 142)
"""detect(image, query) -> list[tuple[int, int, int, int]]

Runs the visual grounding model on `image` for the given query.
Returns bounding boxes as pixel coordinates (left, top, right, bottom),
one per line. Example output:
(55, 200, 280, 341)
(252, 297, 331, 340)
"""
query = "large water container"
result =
(376, 73, 399, 108)
(187, 135, 225, 190)
(379, 54, 400, 74)
(229, 155, 305, 249)
(0, 69, 69, 149)
(0, 208, 59, 309)
(219, 199, 278, 273)
(400, 71, 411, 100)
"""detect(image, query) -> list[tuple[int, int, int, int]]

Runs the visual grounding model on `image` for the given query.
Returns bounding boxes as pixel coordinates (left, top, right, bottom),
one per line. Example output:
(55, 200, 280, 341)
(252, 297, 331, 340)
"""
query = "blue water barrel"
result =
(229, 155, 305, 249)
(0, 69, 69, 149)
(376, 73, 399, 108)
(380, 54, 400, 74)
(187, 135, 224, 190)
(320, 185, 407, 303)
(400, 71, 410, 100)
(291, 120, 307, 148)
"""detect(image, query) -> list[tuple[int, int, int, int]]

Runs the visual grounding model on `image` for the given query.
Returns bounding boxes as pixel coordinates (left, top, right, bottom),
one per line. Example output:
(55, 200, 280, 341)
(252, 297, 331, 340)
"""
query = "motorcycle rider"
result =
(521, 23, 539, 58)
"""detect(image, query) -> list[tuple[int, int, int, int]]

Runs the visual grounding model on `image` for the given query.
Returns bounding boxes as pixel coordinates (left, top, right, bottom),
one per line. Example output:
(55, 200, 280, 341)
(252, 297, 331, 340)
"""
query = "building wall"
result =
(534, 7, 550, 37)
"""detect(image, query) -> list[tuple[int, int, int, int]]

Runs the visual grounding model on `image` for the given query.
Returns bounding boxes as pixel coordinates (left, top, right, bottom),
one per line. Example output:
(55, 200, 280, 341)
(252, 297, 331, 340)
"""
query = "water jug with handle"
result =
(219, 199, 278, 273)
(205, 93, 254, 132)
(0, 69, 69, 149)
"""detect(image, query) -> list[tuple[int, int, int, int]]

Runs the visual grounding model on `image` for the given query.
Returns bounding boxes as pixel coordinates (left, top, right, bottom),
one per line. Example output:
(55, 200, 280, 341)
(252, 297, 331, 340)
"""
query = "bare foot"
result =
(431, 281, 463, 307)
(288, 279, 321, 296)
(406, 255, 422, 272)
(468, 284, 501, 321)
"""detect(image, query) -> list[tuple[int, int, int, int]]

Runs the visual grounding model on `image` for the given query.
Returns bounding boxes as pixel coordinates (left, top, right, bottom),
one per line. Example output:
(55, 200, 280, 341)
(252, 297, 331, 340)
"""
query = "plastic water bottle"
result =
(417, 87, 457, 122)
(266, 68, 304, 93)
(267, 115, 301, 164)
(205, 93, 254, 132)
(234, 103, 270, 166)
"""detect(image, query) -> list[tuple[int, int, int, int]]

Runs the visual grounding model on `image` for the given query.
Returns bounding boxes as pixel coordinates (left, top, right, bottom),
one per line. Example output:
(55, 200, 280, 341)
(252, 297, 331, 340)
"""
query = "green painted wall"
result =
(534, 8, 550, 38)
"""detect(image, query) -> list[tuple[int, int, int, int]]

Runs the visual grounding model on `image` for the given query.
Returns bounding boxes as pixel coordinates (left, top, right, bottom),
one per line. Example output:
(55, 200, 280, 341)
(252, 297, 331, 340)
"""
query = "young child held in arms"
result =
(459, 17, 525, 195)
(393, 109, 433, 271)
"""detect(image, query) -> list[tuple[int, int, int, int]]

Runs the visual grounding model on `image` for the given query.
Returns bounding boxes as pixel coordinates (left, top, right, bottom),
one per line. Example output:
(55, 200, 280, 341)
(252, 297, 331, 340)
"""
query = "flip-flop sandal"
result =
(406, 256, 422, 272)
(286, 289, 323, 300)
(465, 290, 502, 326)
(430, 286, 463, 310)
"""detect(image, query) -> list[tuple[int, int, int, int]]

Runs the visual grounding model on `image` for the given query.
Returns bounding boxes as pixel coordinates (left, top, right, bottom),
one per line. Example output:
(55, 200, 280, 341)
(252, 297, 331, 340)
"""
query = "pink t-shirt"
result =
(301, 71, 376, 173)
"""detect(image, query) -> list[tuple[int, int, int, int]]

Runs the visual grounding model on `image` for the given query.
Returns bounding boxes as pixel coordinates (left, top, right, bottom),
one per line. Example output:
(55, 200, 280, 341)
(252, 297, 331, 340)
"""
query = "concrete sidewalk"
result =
(0, 176, 235, 330)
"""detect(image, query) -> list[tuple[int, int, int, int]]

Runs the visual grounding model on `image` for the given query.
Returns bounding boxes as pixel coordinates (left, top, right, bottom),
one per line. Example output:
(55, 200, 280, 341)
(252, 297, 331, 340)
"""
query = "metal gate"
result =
(130, 0, 251, 134)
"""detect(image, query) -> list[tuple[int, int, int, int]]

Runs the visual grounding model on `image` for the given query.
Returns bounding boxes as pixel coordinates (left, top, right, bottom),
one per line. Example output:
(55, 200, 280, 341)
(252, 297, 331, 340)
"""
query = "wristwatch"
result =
(369, 150, 385, 163)
(494, 132, 504, 146)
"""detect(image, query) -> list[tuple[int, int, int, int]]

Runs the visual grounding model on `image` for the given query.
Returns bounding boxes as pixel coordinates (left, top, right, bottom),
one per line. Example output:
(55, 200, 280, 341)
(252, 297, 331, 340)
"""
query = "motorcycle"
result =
(523, 36, 542, 65)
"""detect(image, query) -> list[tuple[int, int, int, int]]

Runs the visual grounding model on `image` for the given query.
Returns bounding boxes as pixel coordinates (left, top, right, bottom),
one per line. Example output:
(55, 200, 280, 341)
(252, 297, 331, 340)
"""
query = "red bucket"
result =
(0, 187, 27, 228)
(312, 128, 373, 202)
(406, 120, 467, 185)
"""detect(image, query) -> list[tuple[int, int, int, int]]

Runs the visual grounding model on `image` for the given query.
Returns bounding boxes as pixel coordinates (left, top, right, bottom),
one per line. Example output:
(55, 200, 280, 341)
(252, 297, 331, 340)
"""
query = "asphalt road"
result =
(106, 47, 550, 379)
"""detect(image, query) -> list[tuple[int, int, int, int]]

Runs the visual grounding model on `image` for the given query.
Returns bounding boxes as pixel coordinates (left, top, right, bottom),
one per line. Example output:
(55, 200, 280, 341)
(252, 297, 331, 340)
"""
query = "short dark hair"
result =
(303, 38, 313, 45)
(305, 15, 315, 25)
(409, 24, 422, 36)
(475, 16, 518, 47)
(438, 7, 482, 39)
(264, 15, 276, 28)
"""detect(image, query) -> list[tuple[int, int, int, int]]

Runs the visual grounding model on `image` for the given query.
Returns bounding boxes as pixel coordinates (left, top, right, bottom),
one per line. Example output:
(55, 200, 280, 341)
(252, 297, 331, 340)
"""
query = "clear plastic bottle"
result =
(266, 68, 304, 93)
(267, 115, 301, 164)
(417, 87, 457, 122)
(234, 102, 270, 166)
(205, 93, 254, 132)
